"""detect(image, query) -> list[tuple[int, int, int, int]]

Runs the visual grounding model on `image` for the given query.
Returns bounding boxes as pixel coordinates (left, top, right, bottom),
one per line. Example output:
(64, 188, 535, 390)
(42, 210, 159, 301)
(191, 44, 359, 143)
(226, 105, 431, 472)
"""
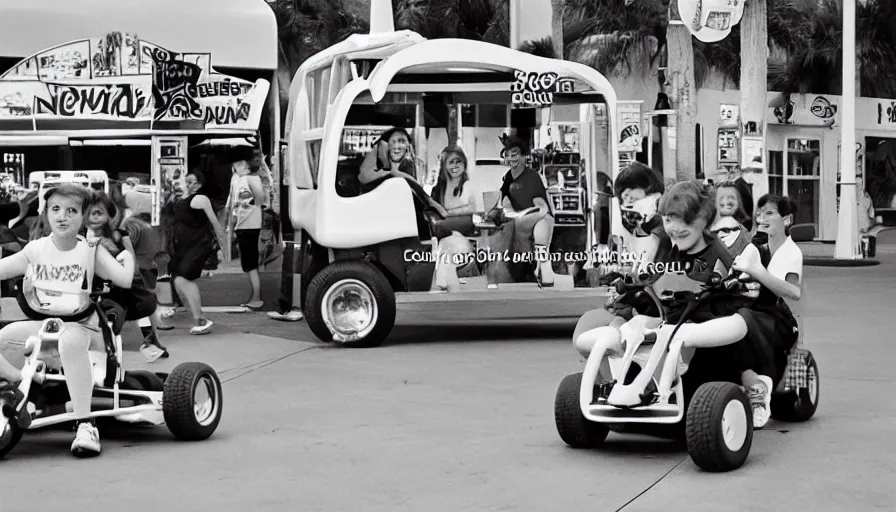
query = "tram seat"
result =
(336, 159, 363, 197)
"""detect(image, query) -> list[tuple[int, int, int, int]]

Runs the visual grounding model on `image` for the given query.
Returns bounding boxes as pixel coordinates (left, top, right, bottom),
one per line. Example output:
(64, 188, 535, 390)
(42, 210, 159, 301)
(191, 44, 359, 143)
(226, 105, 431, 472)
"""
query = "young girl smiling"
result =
(86, 193, 169, 362)
(0, 184, 135, 457)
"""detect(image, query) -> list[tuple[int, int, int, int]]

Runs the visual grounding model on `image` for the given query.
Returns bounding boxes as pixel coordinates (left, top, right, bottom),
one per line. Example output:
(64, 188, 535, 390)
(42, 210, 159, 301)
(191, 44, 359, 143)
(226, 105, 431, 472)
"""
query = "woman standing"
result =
(226, 153, 266, 309)
(170, 171, 226, 335)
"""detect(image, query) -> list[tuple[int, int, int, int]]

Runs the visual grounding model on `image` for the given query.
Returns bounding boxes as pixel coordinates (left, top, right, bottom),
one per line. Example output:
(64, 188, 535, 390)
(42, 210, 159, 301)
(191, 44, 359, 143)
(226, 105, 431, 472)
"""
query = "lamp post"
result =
(834, 0, 858, 259)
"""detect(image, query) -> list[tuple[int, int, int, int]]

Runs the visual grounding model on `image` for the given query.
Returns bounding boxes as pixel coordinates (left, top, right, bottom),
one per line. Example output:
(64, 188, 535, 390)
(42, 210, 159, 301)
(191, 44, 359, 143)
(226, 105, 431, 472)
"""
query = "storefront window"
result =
(785, 139, 820, 227)
(865, 137, 896, 209)
(768, 150, 784, 196)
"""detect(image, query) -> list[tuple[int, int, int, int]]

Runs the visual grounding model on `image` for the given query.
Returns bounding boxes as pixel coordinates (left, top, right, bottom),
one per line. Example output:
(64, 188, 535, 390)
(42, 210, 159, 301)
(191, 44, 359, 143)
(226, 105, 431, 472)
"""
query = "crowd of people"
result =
(0, 125, 805, 459)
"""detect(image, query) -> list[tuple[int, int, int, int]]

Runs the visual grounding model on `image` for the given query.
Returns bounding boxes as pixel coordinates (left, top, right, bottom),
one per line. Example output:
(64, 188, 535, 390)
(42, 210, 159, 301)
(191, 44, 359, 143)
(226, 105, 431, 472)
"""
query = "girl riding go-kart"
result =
(0, 183, 135, 458)
(556, 182, 816, 471)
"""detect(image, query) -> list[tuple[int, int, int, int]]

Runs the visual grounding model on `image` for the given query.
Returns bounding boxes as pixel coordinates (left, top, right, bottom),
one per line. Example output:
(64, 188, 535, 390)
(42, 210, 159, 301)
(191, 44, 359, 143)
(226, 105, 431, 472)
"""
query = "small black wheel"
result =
(0, 418, 23, 459)
(122, 370, 165, 392)
(686, 382, 753, 472)
(305, 261, 396, 348)
(771, 351, 819, 422)
(554, 373, 610, 448)
(162, 362, 223, 441)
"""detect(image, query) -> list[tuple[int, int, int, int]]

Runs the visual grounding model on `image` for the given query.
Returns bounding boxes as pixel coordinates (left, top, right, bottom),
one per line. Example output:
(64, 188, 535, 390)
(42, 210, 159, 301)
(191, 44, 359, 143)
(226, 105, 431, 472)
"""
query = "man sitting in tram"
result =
(488, 136, 557, 287)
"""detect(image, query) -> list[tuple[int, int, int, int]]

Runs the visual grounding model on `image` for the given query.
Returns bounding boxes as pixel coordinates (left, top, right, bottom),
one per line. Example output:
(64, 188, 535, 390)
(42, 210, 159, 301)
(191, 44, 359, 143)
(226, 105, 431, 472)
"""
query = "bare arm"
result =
(359, 143, 391, 185)
(751, 267, 801, 301)
(248, 176, 266, 208)
(95, 244, 135, 288)
(0, 250, 28, 281)
(121, 235, 137, 261)
(192, 194, 227, 250)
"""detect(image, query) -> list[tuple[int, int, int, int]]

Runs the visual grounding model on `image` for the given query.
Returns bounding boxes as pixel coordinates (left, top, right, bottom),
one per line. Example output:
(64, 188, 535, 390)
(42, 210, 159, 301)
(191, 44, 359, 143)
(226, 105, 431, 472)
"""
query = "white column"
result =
(834, 0, 858, 259)
(369, 0, 395, 34)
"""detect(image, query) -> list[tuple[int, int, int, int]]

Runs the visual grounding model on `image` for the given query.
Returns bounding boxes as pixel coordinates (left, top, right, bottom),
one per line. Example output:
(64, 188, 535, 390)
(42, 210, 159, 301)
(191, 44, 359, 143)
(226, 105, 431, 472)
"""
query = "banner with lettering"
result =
(0, 32, 269, 131)
(510, 70, 575, 108)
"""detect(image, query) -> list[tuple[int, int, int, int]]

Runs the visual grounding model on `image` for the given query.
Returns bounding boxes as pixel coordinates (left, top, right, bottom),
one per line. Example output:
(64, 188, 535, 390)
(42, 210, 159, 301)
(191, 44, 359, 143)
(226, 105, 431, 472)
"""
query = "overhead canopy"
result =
(0, 0, 277, 70)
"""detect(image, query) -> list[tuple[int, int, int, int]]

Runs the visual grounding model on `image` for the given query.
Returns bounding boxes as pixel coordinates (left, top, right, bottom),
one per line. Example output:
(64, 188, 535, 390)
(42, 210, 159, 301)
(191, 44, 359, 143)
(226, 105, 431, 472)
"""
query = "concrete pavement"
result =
(1, 254, 895, 511)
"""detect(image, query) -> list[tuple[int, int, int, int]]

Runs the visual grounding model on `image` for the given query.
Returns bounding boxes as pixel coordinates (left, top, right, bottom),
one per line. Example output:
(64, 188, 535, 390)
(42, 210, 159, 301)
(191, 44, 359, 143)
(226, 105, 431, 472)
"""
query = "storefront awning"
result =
(0, 0, 277, 70)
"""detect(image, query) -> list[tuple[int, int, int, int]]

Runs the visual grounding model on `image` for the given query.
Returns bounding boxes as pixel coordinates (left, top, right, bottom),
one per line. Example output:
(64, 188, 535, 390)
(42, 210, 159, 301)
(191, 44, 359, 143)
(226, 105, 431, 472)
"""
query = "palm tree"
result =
(270, 0, 370, 123)
(769, 0, 896, 98)
(392, 0, 509, 46)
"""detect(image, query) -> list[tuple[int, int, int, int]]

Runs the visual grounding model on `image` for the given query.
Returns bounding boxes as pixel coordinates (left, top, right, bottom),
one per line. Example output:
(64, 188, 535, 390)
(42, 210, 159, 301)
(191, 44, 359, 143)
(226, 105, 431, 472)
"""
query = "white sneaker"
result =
(161, 307, 177, 319)
(189, 318, 214, 335)
(71, 421, 101, 457)
(267, 310, 303, 322)
(748, 375, 773, 429)
(140, 343, 164, 363)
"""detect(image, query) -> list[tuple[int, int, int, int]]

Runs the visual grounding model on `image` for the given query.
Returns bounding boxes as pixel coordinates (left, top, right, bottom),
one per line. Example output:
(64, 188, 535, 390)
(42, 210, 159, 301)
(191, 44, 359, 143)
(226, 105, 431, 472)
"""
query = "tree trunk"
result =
(739, 0, 769, 207)
(551, 0, 564, 59)
(667, 3, 697, 181)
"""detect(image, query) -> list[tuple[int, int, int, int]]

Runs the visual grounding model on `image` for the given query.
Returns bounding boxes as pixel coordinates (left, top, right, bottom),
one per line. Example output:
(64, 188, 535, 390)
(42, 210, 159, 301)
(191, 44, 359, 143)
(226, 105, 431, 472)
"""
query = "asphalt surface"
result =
(1, 254, 895, 511)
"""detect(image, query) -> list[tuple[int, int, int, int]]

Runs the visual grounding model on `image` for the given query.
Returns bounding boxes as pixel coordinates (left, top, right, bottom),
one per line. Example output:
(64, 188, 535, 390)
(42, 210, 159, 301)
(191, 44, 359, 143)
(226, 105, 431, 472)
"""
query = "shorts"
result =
(0, 317, 104, 370)
(106, 274, 159, 321)
(171, 235, 216, 281)
(139, 268, 159, 290)
(236, 228, 261, 272)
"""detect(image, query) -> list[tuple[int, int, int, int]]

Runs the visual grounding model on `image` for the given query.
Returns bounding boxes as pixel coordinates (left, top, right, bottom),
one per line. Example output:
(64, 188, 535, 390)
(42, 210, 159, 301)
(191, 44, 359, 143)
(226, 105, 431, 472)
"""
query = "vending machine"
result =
(151, 136, 188, 226)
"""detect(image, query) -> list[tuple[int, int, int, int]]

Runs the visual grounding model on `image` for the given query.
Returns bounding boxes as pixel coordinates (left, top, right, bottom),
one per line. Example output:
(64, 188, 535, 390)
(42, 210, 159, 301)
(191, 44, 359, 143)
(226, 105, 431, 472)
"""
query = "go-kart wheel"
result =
(162, 362, 222, 441)
(685, 382, 753, 472)
(305, 261, 396, 348)
(554, 373, 609, 448)
(771, 352, 819, 422)
(121, 370, 165, 392)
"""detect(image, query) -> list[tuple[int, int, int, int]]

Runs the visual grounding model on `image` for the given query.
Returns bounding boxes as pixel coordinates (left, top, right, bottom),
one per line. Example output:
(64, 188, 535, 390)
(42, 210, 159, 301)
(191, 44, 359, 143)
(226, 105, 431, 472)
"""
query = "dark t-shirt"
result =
(500, 167, 547, 211)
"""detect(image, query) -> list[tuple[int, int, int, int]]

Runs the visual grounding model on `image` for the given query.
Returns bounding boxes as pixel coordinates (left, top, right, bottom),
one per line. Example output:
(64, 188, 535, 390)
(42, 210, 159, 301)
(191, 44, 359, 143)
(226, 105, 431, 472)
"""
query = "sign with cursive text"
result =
(0, 31, 269, 131)
(510, 70, 575, 107)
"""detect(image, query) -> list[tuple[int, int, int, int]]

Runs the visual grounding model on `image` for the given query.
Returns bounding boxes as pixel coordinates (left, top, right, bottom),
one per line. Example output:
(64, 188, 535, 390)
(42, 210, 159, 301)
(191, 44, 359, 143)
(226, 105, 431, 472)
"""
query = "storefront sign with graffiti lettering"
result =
(510, 70, 575, 107)
(877, 100, 896, 127)
(0, 32, 269, 131)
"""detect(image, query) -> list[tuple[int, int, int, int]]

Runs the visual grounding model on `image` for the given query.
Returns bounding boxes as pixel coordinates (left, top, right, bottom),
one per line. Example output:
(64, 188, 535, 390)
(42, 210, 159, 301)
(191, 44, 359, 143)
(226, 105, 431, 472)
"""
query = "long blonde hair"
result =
(431, 145, 469, 204)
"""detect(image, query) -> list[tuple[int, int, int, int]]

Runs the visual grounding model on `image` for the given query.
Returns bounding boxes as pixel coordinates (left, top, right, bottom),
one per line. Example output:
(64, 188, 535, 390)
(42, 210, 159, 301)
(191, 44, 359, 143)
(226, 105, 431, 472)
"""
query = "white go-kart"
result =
(554, 270, 819, 472)
(0, 292, 223, 458)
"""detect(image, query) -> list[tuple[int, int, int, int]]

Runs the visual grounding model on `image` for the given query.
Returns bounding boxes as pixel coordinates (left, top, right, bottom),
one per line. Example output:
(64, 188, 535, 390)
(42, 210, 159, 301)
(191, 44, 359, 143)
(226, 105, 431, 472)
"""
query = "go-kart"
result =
(554, 270, 819, 472)
(0, 287, 223, 459)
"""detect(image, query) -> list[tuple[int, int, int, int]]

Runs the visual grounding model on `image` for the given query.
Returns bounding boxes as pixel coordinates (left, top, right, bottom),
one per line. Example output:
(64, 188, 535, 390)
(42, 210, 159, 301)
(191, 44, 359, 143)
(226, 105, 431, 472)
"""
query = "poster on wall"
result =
(617, 101, 643, 153)
(719, 104, 739, 127)
(678, 0, 746, 43)
(717, 128, 739, 164)
(151, 136, 188, 227)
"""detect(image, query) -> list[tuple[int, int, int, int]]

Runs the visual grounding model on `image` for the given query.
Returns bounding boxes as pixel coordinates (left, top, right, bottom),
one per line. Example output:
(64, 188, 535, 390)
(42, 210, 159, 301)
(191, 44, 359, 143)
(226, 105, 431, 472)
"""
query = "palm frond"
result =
(518, 37, 557, 58)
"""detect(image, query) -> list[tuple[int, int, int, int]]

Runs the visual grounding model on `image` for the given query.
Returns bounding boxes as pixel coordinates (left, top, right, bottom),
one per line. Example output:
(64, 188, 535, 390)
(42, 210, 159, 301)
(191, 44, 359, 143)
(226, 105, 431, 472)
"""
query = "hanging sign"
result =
(510, 70, 575, 107)
(617, 101, 643, 152)
(677, 0, 746, 43)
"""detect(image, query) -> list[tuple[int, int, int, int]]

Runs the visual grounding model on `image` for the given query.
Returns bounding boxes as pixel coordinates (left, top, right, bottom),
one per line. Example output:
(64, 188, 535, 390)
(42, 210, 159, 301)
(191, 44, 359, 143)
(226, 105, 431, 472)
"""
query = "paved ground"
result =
(2, 252, 895, 511)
